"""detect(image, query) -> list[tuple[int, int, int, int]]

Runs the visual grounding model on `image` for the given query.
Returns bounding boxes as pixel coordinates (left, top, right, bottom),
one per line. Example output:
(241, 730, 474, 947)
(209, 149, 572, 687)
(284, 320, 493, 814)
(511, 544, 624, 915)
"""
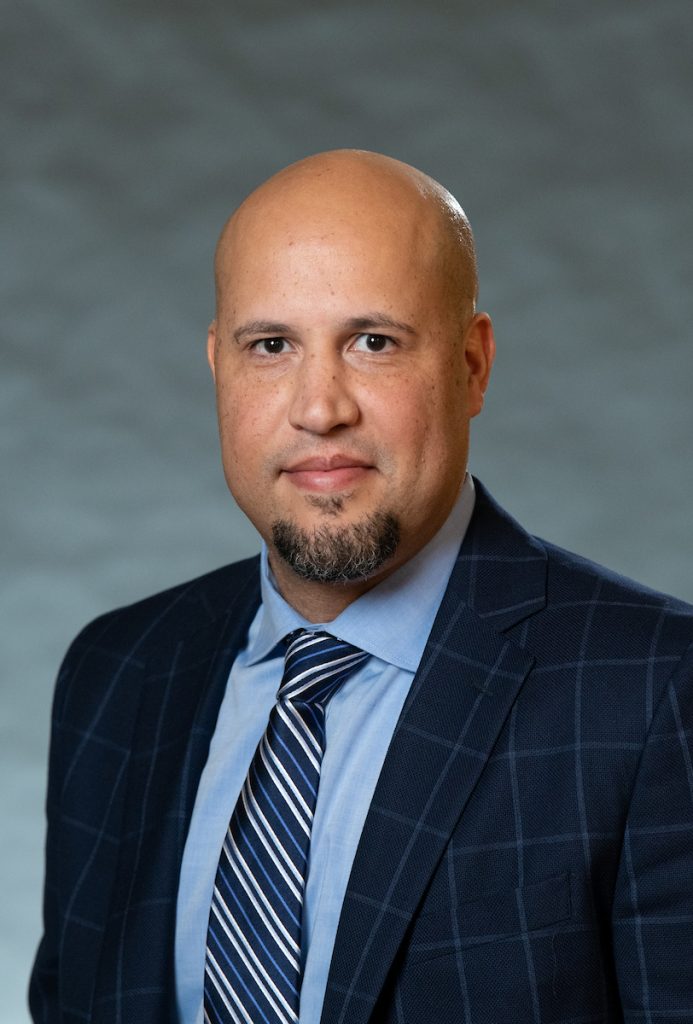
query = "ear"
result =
(206, 320, 217, 379)
(464, 312, 495, 418)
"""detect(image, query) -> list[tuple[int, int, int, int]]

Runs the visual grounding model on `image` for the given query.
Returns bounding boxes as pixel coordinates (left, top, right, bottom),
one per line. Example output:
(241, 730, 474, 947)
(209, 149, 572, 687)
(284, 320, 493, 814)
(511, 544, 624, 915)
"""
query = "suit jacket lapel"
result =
(321, 482, 547, 1024)
(92, 562, 261, 1022)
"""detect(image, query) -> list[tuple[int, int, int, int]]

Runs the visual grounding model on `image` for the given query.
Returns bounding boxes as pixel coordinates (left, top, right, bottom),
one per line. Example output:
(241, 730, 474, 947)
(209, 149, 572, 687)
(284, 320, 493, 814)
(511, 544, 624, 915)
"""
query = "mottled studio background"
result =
(2, 0, 691, 1018)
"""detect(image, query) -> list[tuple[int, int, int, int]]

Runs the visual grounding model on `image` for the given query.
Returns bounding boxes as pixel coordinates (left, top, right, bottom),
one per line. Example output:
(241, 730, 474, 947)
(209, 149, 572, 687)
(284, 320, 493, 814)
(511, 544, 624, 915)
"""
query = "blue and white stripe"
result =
(204, 630, 369, 1024)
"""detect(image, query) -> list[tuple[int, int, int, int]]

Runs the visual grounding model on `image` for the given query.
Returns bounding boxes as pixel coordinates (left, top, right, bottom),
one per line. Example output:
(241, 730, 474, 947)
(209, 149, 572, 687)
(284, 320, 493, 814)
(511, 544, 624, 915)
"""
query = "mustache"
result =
(273, 442, 388, 473)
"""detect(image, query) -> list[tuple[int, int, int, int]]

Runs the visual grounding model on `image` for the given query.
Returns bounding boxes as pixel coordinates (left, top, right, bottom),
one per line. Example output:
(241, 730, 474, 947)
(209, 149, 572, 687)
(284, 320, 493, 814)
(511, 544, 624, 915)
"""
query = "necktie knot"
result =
(279, 629, 369, 707)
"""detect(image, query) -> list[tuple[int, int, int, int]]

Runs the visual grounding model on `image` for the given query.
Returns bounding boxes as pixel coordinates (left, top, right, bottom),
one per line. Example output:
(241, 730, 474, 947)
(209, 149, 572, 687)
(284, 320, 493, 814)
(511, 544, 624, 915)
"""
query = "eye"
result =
(251, 337, 290, 355)
(352, 333, 395, 353)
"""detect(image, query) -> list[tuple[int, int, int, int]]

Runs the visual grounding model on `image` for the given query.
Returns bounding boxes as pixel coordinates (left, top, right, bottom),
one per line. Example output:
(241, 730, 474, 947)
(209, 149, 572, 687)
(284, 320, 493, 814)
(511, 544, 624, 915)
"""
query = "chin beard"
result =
(271, 510, 400, 583)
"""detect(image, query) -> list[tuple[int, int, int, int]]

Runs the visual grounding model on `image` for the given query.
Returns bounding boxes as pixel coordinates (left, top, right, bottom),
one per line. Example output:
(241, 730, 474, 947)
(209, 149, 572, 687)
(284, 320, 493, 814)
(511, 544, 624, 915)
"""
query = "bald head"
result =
(214, 150, 478, 325)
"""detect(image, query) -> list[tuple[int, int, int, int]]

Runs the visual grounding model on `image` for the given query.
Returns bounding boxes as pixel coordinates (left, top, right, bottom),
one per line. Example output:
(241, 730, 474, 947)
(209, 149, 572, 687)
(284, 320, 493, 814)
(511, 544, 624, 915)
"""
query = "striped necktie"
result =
(204, 629, 370, 1024)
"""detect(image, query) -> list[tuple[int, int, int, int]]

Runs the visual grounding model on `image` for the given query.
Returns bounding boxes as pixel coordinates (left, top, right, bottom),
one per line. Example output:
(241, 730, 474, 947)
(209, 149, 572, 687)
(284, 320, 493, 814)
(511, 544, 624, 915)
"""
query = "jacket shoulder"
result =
(53, 556, 261, 723)
(470, 478, 692, 658)
(538, 536, 693, 656)
(540, 535, 693, 616)
(82, 555, 259, 641)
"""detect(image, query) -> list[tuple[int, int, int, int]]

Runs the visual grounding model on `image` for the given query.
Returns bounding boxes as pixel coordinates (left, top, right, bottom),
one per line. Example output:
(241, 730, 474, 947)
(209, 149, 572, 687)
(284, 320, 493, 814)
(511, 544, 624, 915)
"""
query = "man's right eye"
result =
(252, 337, 288, 355)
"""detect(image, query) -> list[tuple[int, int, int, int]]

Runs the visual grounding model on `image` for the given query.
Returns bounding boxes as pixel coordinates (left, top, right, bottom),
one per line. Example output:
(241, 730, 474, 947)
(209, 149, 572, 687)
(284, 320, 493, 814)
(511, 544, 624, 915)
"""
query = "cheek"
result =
(220, 410, 262, 469)
(404, 379, 469, 472)
(216, 386, 265, 482)
(217, 372, 272, 443)
(375, 387, 440, 479)
(397, 374, 458, 440)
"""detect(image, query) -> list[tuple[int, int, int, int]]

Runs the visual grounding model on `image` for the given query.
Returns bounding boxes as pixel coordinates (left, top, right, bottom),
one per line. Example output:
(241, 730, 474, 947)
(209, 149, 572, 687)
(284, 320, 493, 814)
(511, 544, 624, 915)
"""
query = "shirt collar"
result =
(247, 474, 476, 672)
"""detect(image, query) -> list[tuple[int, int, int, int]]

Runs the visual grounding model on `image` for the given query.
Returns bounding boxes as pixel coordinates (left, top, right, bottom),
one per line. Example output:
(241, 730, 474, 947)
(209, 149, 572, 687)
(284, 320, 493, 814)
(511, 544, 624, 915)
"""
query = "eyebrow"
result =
(233, 320, 292, 343)
(341, 314, 417, 336)
(233, 313, 417, 343)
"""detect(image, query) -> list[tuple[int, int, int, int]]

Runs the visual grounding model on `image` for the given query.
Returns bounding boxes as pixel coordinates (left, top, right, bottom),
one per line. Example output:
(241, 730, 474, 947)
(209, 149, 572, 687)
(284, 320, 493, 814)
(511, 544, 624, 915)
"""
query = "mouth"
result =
(281, 454, 375, 493)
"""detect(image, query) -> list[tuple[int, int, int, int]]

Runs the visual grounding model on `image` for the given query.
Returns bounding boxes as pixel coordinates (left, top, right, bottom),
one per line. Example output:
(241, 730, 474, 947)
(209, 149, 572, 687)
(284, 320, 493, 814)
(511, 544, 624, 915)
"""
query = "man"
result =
(31, 150, 693, 1024)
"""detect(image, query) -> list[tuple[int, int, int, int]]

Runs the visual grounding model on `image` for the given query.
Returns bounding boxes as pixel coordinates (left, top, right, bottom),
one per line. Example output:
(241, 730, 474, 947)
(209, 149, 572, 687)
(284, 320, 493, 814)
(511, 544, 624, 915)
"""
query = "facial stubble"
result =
(271, 507, 400, 583)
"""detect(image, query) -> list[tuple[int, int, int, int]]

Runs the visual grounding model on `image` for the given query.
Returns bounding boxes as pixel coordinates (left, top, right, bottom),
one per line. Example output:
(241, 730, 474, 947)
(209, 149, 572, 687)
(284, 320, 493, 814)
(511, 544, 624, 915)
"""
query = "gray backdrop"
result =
(2, 0, 691, 1018)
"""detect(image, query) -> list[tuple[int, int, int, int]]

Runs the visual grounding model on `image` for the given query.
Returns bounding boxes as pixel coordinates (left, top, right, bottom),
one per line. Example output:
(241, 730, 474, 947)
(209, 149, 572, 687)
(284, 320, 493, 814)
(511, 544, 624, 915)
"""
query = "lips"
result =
(282, 454, 374, 492)
(285, 455, 371, 473)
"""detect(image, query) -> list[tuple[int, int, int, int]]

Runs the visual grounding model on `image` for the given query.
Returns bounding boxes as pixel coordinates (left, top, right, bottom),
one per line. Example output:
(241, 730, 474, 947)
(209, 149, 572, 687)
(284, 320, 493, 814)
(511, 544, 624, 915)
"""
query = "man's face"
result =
(208, 186, 493, 600)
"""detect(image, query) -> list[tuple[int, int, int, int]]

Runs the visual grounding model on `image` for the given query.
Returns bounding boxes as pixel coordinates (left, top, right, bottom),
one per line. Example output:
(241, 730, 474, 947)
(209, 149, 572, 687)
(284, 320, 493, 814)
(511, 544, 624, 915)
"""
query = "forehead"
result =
(217, 199, 449, 323)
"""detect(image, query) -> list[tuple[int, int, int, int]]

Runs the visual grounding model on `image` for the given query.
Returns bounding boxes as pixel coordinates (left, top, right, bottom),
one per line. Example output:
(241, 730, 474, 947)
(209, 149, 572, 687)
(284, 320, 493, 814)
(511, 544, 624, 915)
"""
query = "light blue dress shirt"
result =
(175, 476, 476, 1023)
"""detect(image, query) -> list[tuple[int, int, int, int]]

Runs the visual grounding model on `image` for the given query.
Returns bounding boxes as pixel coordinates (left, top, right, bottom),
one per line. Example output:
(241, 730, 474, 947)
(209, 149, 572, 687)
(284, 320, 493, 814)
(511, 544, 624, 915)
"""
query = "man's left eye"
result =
(353, 333, 394, 353)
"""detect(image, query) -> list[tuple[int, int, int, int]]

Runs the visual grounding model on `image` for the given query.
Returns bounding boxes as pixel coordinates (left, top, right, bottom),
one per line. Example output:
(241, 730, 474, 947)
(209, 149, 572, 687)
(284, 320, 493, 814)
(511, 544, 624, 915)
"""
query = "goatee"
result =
(271, 511, 400, 583)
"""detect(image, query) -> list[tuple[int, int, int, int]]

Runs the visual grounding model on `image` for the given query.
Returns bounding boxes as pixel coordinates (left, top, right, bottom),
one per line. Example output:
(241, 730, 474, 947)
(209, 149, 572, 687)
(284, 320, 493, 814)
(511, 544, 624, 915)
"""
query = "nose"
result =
(288, 350, 359, 434)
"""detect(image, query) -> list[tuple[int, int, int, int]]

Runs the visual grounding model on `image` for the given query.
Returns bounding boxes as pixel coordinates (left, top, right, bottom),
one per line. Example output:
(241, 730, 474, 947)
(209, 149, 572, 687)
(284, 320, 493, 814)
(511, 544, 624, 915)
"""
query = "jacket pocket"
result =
(397, 870, 603, 1024)
(409, 871, 573, 960)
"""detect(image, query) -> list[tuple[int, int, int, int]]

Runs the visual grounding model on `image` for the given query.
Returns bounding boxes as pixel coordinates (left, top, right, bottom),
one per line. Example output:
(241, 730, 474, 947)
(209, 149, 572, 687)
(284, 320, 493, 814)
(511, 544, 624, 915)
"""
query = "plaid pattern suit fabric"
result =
(31, 480, 693, 1023)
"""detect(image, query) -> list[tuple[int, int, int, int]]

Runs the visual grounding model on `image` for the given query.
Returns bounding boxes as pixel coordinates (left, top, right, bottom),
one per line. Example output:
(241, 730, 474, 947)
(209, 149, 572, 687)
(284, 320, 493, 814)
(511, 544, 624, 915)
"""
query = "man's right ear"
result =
(207, 320, 217, 377)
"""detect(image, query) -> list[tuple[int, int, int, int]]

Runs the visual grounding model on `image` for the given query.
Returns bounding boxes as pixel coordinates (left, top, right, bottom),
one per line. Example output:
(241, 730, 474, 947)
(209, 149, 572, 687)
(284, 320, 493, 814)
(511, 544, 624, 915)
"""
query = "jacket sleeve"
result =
(612, 640, 693, 1019)
(28, 642, 73, 1023)
(28, 613, 118, 1023)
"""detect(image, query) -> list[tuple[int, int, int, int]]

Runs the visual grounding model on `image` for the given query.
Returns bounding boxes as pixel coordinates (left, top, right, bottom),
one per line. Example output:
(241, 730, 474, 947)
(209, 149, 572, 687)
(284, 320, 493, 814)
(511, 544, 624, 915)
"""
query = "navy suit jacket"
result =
(30, 481, 693, 1023)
